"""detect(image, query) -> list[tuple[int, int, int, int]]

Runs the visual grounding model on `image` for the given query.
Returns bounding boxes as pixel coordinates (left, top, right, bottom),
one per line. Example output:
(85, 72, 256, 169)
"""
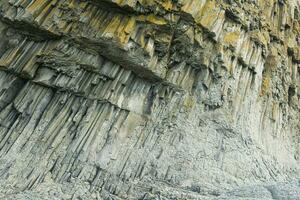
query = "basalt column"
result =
(0, 0, 299, 199)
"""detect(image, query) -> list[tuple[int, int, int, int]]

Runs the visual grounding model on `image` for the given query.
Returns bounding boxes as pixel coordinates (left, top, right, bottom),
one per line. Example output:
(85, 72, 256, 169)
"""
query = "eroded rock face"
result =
(0, 0, 299, 199)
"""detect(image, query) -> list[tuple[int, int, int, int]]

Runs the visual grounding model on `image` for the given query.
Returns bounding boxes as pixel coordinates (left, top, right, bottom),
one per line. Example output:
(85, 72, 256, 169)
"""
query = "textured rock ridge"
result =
(0, 0, 299, 199)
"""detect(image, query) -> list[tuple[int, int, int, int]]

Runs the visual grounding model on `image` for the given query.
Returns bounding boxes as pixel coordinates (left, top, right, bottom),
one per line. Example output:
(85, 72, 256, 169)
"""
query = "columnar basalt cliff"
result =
(0, 0, 299, 199)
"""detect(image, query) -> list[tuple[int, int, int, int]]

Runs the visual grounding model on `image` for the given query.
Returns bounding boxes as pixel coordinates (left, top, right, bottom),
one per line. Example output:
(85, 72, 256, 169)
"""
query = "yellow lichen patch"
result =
(124, 17, 136, 34)
(257, 0, 274, 18)
(181, 0, 205, 18)
(139, 0, 156, 7)
(103, 16, 121, 33)
(117, 30, 130, 45)
(33, 0, 58, 25)
(200, 1, 216, 15)
(26, 0, 50, 17)
(260, 51, 277, 96)
(136, 14, 168, 25)
(223, 31, 240, 48)
(250, 30, 269, 48)
(264, 47, 278, 71)
(101, 15, 135, 44)
(286, 37, 296, 49)
(114, 0, 137, 7)
(198, 1, 220, 30)
(260, 75, 271, 96)
(292, 21, 300, 35)
(160, 0, 173, 10)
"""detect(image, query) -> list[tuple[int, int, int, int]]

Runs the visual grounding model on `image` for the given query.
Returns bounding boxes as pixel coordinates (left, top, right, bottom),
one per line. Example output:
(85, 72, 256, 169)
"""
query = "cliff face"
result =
(0, 0, 299, 199)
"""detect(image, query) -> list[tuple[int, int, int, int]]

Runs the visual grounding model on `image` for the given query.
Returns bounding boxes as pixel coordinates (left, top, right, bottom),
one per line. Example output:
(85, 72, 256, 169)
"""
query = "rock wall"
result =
(0, 0, 299, 199)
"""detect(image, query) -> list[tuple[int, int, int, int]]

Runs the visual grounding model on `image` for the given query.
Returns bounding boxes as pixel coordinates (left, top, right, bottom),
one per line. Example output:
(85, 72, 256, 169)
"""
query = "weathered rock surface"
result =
(0, 0, 299, 199)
